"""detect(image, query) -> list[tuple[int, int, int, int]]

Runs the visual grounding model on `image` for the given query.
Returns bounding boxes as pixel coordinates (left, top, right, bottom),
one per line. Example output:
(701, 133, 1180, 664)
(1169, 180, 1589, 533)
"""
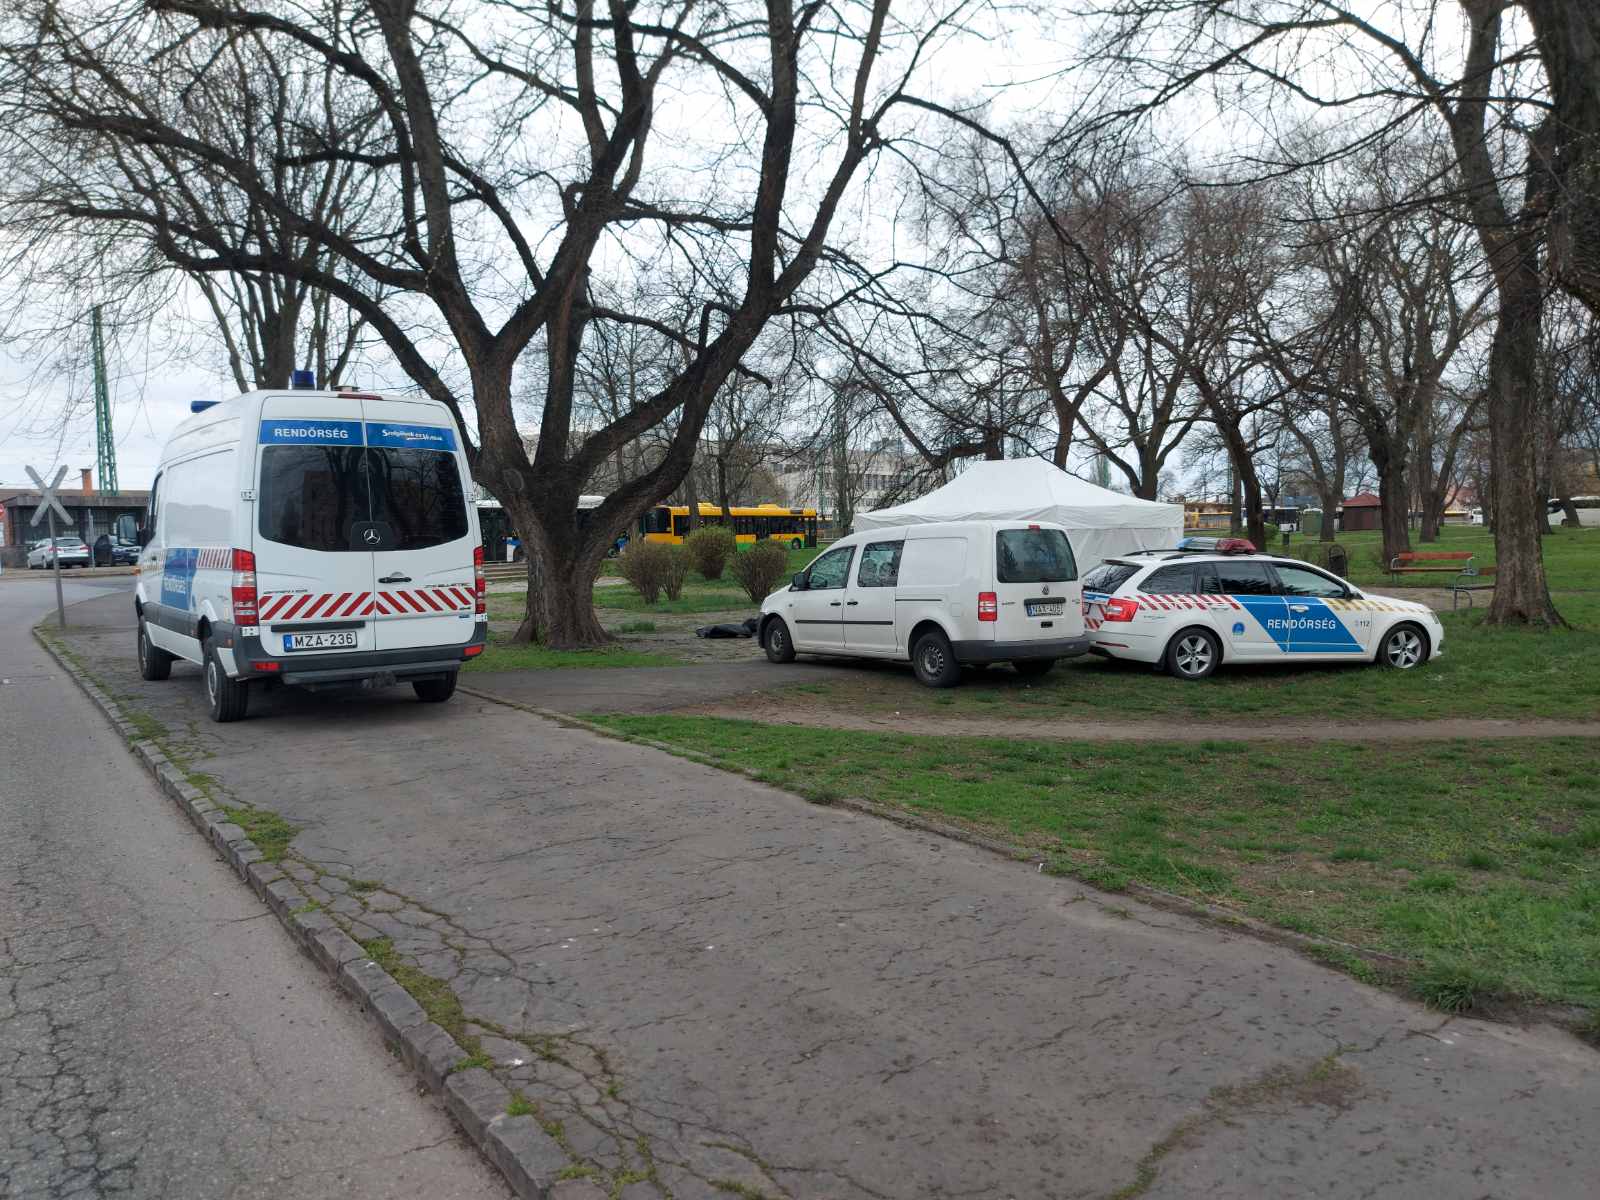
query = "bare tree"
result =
(2, 0, 990, 646)
(1074, 0, 1588, 624)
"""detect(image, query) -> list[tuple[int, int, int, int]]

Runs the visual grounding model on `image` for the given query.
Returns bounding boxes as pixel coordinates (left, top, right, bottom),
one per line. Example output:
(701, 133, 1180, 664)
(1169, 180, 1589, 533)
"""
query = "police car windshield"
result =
(997, 529, 1077, 583)
(259, 446, 466, 552)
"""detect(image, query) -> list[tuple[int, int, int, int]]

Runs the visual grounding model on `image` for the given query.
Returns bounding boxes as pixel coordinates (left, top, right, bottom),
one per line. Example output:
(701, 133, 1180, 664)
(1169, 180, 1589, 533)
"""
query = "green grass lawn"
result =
(463, 630, 677, 671)
(589, 716, 1600, 1013)
(779, 592, 1600, 723)
(1279, 523, 1600, 590)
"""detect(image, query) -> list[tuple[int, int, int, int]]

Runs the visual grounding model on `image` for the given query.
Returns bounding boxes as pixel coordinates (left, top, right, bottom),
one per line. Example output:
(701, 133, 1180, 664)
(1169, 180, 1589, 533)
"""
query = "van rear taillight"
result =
(1102, 597, 1139, 622)
(473, 546, 486, 616)
(977, 591, 998, 622)
(231, 548, 259, 629)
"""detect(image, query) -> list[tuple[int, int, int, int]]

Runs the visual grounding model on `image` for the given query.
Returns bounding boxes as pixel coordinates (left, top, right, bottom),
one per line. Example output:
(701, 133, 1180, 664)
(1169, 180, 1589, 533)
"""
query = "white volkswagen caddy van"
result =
(135, 386, 486, 721)
(758, 520, 1090, 686)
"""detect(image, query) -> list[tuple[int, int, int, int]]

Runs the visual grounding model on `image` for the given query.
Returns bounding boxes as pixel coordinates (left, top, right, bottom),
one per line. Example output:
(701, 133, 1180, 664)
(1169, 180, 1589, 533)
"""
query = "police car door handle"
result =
(379, 573, 412, 584)
(1289, 603, 1310, 613)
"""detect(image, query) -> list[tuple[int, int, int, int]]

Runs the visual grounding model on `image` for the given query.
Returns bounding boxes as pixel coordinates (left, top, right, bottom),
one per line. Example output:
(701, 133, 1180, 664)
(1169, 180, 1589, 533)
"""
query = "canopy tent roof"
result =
(852, 458, 1184, 566)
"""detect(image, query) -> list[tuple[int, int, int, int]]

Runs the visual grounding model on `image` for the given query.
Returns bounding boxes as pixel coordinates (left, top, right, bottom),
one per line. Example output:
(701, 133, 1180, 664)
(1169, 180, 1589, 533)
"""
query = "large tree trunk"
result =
(503, 489, 613, 649)
(1484, 274, 1564, 625)
(1367, 430, 1411, 565)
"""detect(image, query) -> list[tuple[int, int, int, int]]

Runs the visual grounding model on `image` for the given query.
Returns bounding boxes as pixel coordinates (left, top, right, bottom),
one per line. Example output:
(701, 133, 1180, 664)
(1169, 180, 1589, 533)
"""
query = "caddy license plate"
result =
(284, 631, 357, 651)
(1026, 600, 1065, 617)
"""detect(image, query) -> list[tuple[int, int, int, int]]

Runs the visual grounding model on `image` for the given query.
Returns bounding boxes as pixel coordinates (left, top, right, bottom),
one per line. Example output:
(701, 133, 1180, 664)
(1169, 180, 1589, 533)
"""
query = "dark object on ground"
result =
(696, 616, 760, 639)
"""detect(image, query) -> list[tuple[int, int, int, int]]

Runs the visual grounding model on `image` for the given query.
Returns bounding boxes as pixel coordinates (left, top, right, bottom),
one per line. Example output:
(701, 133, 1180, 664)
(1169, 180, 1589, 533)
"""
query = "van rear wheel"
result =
(203, 641, 250, 722)
(912, 629, 962, 688)
(413, 673, 458, 703)
(137, 621, 173, 682)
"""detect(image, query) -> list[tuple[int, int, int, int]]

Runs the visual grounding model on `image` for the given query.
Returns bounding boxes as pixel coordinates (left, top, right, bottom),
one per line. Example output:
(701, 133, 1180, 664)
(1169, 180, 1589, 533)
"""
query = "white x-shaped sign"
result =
(26, 465, 72, 528)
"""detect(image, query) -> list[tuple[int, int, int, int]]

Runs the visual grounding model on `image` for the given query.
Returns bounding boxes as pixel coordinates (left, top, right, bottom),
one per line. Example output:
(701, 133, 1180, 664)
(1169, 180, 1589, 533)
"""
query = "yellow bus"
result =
(639, 503, 819, 548)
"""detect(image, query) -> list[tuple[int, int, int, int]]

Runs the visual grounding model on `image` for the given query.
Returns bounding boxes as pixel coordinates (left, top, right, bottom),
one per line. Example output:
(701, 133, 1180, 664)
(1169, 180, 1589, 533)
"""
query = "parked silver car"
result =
(27, 536, 91, 569)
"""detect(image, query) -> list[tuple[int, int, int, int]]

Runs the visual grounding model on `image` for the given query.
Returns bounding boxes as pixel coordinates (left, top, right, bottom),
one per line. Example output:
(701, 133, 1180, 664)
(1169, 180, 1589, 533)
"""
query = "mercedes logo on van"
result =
(1042, 584, 1051, 596)
(363, 528, 381, 545)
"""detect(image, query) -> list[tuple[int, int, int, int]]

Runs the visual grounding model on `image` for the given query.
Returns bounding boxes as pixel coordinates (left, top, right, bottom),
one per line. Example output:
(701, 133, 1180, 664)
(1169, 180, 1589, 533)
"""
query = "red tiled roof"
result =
(1342, 493, 1382, 507)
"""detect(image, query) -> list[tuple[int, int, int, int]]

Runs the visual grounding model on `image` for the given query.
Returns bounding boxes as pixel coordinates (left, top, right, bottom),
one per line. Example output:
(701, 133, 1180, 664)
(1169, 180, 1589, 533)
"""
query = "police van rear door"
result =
(254, 397, 378, 657)
(361, 398, 476, 652)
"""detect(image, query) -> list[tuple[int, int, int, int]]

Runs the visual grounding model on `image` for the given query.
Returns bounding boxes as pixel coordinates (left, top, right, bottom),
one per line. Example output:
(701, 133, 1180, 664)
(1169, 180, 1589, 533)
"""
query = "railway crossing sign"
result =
(25, 464, 71, 627)
(26, 465, 71, 527)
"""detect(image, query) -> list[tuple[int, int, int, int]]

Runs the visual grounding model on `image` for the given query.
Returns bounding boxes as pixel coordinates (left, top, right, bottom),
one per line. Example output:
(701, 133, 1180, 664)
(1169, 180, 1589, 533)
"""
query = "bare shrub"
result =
(685, 526, 737, 580)
(731, 541, 790, 603)
(619, 541, 671, 605)
(662, 545, 691, 601)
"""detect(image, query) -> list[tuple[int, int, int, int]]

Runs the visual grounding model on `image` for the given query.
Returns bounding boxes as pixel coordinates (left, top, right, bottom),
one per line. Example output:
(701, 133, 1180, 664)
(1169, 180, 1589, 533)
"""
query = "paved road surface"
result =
(0, 577, 509, 1200)
(50, 590, 1600, 1200)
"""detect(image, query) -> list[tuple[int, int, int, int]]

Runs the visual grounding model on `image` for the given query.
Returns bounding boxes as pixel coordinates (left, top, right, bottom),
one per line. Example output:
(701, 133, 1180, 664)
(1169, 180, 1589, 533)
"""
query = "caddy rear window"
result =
(259, 446, 466, 552)
(996, 528, 1077, 583)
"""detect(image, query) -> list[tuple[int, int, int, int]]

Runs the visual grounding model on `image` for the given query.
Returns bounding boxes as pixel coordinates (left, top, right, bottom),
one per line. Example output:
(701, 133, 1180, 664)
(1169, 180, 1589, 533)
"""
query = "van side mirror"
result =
(136, 526, 152, 548)
(791, 572, 808, 591)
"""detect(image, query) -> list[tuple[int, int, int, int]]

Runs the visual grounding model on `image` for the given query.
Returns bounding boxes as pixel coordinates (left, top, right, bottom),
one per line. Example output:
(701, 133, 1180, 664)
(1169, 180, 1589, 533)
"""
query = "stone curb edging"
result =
(33, 627, 566, 1200)
(458, 684, 1416, 974)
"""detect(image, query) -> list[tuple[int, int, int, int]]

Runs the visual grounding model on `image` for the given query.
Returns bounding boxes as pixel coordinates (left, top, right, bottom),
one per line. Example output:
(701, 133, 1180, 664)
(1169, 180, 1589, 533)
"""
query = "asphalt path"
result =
(50, 589, 1600, 1200)
(0, 575, 509, 1200)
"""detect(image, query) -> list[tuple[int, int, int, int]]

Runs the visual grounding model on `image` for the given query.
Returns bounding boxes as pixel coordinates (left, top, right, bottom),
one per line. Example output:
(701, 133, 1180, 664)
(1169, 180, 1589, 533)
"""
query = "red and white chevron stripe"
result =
(1138, 593, 1242, 612)
(257, 585, 474, 622)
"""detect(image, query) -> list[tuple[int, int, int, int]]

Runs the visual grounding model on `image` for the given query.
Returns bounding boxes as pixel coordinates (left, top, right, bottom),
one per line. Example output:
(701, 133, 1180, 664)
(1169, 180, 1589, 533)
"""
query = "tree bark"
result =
(1483, 272, 1564, 624)
(502, 489, 613, 649)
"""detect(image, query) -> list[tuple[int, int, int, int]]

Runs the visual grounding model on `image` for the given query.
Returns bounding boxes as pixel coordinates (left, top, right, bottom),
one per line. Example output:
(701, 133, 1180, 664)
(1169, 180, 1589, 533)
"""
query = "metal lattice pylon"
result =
(91, 306, 117, 494)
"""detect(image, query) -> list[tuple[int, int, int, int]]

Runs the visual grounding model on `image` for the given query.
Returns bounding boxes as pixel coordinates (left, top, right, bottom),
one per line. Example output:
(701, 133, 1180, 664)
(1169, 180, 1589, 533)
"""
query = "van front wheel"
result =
(203, 642, 250, 722)
(137, 621, 173, 681)
(413, 673, 458, 703)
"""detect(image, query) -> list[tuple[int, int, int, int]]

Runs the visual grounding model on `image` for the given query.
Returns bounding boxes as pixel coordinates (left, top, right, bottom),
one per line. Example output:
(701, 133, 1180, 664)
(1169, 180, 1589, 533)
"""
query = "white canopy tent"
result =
(852, 458, 1185, 568)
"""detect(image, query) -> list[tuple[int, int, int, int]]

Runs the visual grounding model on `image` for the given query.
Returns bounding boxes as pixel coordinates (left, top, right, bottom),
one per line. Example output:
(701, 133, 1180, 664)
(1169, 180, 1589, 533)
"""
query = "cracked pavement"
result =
(0, 579, 509, 1200)
(37, 590, 1600, 1199)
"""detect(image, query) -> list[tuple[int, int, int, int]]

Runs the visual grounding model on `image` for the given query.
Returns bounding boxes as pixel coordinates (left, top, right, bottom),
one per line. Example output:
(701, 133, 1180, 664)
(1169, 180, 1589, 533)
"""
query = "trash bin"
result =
(93, 533, 113, 566)
(1326, 544, 1349, 579)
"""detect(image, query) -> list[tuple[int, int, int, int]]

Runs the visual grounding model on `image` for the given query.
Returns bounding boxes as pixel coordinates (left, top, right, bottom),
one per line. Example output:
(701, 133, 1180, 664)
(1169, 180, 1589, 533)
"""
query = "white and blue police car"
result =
(1081, 538, 1444, 680)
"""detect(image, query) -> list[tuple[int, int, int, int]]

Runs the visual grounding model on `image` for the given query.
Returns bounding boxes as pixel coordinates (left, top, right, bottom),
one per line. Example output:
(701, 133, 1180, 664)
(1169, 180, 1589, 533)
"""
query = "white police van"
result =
(1081, 538, 1444, 679)
(759, 520, 1091, 686)
(135, 385, 486, 721)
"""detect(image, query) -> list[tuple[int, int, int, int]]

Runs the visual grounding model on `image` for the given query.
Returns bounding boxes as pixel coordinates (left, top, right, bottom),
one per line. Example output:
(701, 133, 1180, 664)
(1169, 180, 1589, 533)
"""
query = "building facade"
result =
(0, 470, 150, 568)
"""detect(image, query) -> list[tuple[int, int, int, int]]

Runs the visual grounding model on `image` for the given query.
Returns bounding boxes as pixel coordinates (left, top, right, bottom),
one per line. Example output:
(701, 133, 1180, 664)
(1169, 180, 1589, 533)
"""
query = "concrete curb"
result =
(459, 683, 1418, 975)
(34, 625, 564, 1199)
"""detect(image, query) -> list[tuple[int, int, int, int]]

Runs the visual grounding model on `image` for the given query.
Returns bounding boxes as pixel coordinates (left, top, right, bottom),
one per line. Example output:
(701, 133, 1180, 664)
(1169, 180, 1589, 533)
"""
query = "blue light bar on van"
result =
(290, 369, 316, 389)
(190, 400, 220, 413)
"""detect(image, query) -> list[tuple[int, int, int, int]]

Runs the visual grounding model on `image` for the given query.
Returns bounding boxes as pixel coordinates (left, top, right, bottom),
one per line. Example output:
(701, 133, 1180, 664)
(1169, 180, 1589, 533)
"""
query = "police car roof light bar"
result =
(190, 400, 220, 413)
(290, 369, 317, 389)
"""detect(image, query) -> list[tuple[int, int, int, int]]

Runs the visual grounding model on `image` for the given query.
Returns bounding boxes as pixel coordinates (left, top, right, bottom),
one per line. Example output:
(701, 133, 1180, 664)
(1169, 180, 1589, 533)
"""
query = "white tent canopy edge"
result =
(851, 458, 1185, 570)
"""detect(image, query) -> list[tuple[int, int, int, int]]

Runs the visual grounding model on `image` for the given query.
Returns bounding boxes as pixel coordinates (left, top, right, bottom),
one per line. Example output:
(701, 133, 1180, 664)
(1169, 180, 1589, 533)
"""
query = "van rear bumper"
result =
(228, 623, 487, 686)
(951, 635, 1092, 664)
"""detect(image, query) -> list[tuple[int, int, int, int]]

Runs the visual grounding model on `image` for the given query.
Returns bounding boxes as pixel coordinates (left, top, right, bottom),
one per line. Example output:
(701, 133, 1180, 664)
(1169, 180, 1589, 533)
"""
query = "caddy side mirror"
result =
(791, 572, 808, 591)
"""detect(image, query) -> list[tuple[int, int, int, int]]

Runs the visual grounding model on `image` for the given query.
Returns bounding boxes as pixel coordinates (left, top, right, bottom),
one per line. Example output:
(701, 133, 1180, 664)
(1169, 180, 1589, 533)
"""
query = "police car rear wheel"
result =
(413, 673, 458, 703)
(137, 621, 173, 682)
(203, 642, 250, 723)
(1380, 622, 1427, 670)
(1166, 629, 1220, 681)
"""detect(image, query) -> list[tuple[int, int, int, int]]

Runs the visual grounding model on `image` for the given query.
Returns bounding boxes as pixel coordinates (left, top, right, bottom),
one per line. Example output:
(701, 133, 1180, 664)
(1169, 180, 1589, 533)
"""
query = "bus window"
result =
(639, 506, 672, 535)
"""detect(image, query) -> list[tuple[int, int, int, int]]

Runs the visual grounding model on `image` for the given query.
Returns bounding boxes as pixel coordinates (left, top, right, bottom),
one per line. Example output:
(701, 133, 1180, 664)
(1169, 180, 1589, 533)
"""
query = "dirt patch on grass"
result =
(677, 696, 1600, 742)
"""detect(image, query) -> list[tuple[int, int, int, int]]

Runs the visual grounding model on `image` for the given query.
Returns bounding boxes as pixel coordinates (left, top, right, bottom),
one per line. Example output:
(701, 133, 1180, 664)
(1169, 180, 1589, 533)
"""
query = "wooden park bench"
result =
(1388, 551, 1496, 610)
